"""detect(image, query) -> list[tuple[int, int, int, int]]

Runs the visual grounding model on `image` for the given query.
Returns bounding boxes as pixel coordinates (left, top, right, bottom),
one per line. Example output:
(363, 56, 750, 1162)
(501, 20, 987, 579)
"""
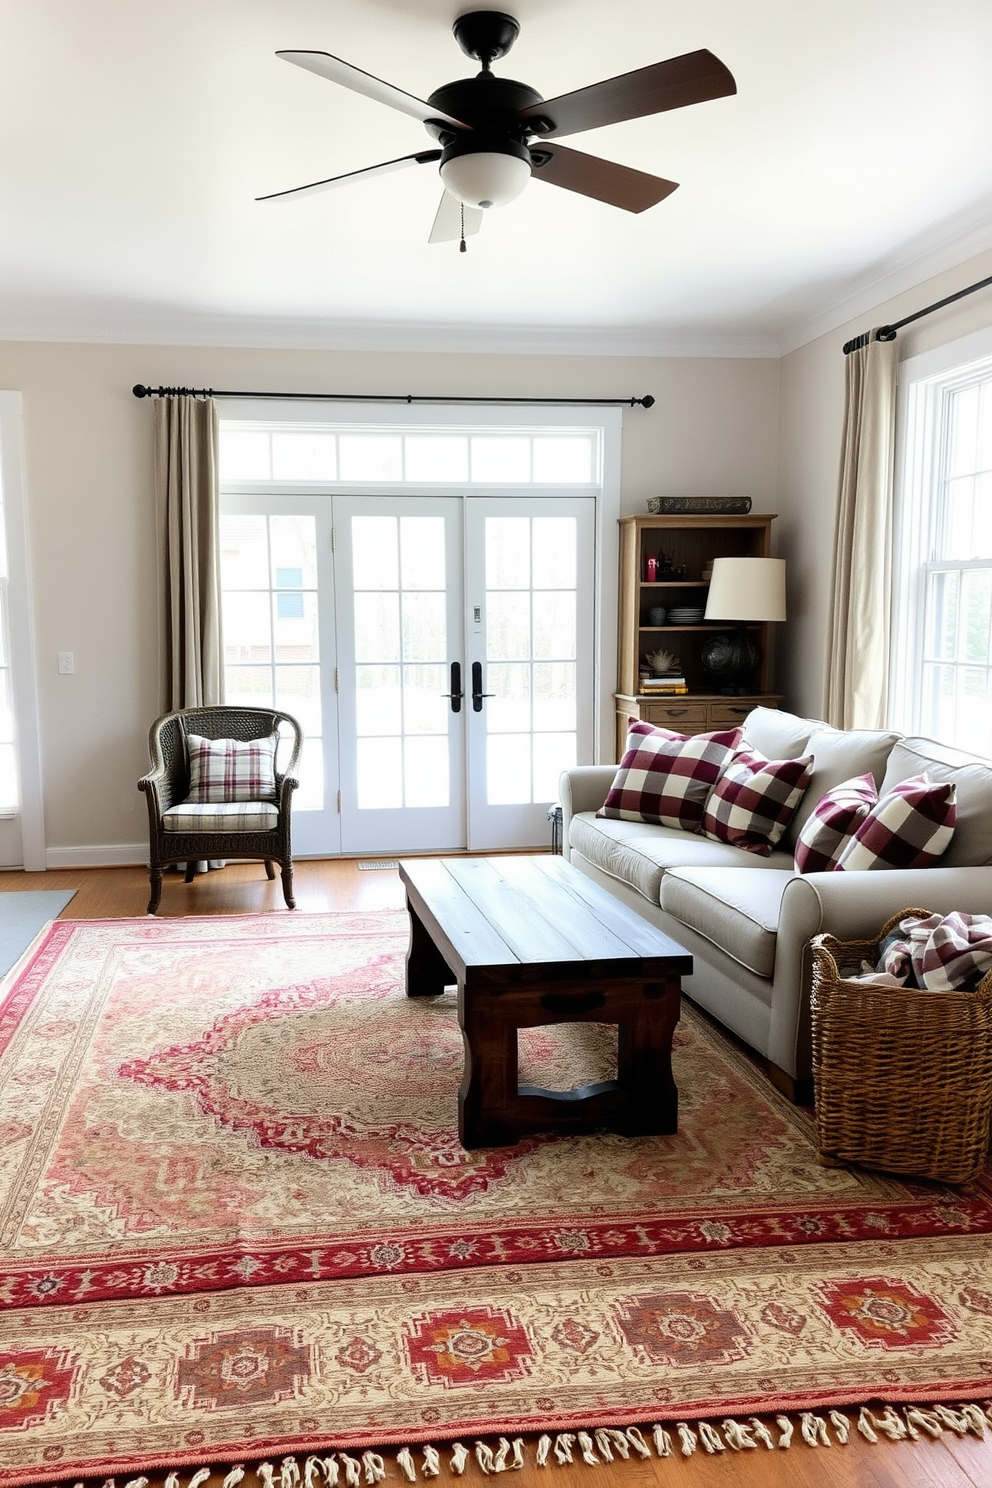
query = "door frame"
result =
(0, 392, 45, 870)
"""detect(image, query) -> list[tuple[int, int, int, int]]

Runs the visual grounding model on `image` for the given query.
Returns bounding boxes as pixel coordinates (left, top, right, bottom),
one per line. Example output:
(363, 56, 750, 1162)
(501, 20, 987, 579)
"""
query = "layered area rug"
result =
(1, 911, 991, 1486)
(0, 890, 75, 977)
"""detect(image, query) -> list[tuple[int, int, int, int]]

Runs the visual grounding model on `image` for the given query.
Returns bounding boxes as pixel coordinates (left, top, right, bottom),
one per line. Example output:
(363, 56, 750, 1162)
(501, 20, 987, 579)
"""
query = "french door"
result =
(220, 493, 595, 855)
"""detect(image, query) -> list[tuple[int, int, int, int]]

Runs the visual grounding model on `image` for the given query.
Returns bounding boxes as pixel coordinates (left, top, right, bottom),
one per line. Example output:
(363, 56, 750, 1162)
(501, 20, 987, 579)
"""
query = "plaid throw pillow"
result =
(597, 722, 741, 831)
(834, 773, 956, 871)
(702, 749, 813, 856)
(186, 733, 278, 804)
(793, 771, 878, 873)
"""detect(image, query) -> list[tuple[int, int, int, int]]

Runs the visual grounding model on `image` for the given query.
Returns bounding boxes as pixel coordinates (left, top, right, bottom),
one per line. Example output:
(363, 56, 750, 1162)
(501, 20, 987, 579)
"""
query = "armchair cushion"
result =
(163, 801, 280, 833)
(187, 732, 278, 804)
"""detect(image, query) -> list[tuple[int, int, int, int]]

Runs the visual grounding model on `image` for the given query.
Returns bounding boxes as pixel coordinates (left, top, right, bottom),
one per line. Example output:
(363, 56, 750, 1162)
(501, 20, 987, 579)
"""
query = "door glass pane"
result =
(400, 516, 446, 589)
(355, 593, 401, 663)
(357, 737, 403, 809)
(486, 517, 530, 588)
(533, 517, 577, 587)
(270, 515, 318, 587)
(356, 665, 401, 735)
(275, 665, 322, 733)
(533, 732, 576, 801)
(487, 593, 530, 660)
(533, 662, 576, 731)
(487, 734, 530, 803)
(0, 743, 16, 812)
(402, 593, 446, 661)
(220, 516, 269, 588)
(223, 592, 272, 663)
(353, 516, 398, 590)
(486, 663, 530, 732)
(224, 665, 273, 707)
(404, 664, 448, 733)
(273, 592, 319, 663)
(0, 669, 12, 744)
(405, 737, 449, 807)
(533, 592, 576, 660)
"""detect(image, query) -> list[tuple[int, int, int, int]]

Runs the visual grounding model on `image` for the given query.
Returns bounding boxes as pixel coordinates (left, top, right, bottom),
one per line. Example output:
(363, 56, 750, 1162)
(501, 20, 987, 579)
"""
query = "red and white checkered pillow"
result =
(186, 732, 278, 804)
(793, 771, 878, 873)
(833, 773, 956, 871)
(597, 722, 741, 831)
(702, 749, 813, 856)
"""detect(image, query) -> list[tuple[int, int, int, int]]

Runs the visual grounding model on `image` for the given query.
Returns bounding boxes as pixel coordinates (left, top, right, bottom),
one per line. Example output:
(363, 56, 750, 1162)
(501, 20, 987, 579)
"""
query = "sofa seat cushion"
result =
(570, 812, 793, 906)
(881, 737, 992, 867)
(660, 867, 795, 979)
(163, 801, 280, 834)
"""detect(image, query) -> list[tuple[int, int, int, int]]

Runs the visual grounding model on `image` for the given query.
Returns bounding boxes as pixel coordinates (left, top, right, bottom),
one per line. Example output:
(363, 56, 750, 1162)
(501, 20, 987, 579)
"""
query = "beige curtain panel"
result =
(154, 395, 223, 711)
(825, 334, 897, 730)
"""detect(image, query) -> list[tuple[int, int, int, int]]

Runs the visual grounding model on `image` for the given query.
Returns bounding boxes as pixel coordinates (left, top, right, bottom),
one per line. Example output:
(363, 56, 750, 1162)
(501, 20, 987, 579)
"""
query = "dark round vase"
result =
(701, 628, 759, 693)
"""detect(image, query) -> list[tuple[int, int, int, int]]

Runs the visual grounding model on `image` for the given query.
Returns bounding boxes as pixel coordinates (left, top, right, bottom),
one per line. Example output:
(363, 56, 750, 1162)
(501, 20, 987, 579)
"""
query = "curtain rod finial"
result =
(133, 384, 151, 398)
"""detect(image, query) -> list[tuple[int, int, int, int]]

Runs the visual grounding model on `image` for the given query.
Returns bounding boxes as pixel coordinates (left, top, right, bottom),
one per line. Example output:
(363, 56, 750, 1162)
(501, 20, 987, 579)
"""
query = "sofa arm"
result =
(780, 866, 992, 945)
(559, 766, 617, 860)
(767, 865, 992, 1082)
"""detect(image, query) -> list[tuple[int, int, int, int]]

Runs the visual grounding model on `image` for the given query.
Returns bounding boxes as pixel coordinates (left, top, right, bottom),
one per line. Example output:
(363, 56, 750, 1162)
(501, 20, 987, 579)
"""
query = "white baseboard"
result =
(45, 844, 148, 869)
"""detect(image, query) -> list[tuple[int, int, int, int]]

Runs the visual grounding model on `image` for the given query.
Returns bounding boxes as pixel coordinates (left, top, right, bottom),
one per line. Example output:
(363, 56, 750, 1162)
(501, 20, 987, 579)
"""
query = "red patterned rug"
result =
(2, 911, 991, 1485)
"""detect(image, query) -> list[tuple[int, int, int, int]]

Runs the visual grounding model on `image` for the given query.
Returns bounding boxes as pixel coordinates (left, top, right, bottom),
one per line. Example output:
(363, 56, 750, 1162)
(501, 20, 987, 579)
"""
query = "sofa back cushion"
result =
(881, 737, 992, 866)
(597, 722, 741, 831)
(786, 726, 902, 846)
(741, 707, 824, 761)
(702, 749, 813, 856)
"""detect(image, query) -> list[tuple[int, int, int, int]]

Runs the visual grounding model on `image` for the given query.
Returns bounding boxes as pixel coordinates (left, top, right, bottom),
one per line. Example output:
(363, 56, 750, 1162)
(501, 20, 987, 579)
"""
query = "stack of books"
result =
(640, 673, 688, 696)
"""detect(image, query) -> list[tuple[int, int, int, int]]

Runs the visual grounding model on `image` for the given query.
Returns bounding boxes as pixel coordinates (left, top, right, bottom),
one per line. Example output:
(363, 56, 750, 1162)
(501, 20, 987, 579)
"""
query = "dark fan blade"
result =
(277, 51, 470, 130)
(529, 143, 677, 212)
(428, 192, 484, 243)
(519, 49, 735, 139)
(256, 150, 441, 202)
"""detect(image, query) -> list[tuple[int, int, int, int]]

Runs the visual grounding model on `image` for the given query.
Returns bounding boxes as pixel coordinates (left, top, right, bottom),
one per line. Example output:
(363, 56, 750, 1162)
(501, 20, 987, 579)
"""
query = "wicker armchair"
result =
(138, 706, 303, 915)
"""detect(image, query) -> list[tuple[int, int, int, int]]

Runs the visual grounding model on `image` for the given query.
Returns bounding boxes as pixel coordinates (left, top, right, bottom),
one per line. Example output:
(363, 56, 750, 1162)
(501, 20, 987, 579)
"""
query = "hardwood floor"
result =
(2, 859, 990, 1488)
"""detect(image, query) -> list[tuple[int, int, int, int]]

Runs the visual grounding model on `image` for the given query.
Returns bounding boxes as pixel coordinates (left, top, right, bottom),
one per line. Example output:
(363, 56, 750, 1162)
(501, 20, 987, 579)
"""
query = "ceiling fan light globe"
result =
(439, 150, 530, 208)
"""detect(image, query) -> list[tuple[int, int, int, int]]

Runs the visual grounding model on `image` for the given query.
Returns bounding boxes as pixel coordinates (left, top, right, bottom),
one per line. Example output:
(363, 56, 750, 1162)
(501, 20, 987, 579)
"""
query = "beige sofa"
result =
(560, 708, 992, 1100)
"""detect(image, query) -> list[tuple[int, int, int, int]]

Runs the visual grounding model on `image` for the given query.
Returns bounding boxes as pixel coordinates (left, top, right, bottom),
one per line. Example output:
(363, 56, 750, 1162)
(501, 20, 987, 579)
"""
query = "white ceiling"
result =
(2, 0, 992, 356)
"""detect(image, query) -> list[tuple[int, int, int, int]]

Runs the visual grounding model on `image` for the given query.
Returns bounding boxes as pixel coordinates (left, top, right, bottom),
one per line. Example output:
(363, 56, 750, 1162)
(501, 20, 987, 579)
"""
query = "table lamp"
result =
(701, 557, 786, 694)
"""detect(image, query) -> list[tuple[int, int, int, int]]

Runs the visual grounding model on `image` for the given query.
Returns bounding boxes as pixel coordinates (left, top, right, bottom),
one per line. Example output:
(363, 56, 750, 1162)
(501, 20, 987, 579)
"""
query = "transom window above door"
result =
(219, 426, 599, 487)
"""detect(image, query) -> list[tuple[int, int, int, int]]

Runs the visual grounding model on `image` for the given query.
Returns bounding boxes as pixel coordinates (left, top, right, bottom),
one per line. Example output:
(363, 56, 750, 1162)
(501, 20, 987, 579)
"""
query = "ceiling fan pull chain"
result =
(459, 202, 467, 253)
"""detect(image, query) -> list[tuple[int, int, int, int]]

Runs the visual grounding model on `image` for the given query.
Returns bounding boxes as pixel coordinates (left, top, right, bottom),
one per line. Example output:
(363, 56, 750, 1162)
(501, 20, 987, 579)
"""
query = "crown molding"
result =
(0, 310, 779, 360)
(777, 201, 992, 357)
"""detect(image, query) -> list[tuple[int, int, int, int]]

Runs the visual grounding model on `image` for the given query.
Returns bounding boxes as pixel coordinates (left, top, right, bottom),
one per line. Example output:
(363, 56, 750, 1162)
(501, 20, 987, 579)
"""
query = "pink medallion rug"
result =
(1, 911, 991, 1485)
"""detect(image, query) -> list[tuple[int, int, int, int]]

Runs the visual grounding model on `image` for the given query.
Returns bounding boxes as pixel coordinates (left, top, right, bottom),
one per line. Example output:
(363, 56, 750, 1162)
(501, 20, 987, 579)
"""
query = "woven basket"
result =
(809, 909, 992, 1185)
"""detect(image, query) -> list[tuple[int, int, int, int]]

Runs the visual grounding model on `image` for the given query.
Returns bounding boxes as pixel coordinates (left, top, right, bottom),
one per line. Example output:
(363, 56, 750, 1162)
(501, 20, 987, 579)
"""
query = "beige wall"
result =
(776, 245, 992, 719)
(0, 341, 779, 861)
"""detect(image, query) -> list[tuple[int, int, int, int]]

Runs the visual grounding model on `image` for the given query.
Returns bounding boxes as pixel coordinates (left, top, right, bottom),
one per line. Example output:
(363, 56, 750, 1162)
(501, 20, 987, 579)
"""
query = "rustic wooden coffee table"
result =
(398, 855, 692, 1149)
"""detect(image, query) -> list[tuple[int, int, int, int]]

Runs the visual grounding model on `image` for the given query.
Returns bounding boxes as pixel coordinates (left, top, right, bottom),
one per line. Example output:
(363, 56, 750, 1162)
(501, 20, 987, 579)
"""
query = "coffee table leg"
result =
(458, 990, 518, 1148)
(405, 897, 454, 997)
(615, 978, 681, 1135)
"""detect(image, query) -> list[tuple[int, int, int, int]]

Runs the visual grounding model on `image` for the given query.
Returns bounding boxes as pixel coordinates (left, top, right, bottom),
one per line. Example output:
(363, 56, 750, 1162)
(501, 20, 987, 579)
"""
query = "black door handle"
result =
(471, 661, 494, 713)
(442, 661, 463, 713)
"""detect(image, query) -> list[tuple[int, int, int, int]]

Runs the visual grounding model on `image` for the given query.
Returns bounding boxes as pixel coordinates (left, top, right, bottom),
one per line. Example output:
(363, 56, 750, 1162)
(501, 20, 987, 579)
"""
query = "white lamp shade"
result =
(439, 150, 531, 209)
(703, 557, 787, 622)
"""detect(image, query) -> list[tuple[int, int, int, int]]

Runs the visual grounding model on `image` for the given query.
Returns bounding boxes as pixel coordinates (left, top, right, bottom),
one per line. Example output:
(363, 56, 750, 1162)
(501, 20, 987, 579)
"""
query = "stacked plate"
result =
(668, 606, 705, 625)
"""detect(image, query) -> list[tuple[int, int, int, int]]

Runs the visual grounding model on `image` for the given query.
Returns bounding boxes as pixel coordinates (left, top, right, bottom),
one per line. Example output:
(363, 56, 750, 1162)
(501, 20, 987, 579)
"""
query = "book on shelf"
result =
(640, 678, 688, 694)
(640, 674, 686, 687)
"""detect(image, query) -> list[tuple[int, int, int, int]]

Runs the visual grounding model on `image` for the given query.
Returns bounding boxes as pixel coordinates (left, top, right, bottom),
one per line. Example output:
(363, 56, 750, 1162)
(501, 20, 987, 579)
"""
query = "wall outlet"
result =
(57, 651, 74, 674)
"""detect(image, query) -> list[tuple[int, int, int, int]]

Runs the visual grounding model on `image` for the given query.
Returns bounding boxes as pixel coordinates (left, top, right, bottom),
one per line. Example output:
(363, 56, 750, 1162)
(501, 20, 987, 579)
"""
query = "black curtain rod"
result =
(132, 384, 655, 408)
(842, 272, 992, 355)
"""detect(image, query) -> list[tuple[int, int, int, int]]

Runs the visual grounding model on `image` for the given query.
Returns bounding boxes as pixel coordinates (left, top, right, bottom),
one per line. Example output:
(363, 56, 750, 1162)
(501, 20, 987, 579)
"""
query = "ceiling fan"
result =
(258, 10, 736, 246)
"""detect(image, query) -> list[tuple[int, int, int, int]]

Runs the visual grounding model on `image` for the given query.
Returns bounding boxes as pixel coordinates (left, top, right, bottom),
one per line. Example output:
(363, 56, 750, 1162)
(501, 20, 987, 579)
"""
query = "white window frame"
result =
(218, 401, 622, 764)
(0, 391, 45, 868)
(890, 326, 992, 747)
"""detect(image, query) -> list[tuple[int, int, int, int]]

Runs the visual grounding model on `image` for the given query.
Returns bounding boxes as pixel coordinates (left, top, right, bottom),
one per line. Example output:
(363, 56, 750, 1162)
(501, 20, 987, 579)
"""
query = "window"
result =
(891, 332, 992, 755)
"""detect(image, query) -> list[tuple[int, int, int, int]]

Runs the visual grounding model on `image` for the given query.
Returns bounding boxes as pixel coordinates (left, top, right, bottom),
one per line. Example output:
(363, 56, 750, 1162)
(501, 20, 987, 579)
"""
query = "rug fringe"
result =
(64, 1402, 992, 1488)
